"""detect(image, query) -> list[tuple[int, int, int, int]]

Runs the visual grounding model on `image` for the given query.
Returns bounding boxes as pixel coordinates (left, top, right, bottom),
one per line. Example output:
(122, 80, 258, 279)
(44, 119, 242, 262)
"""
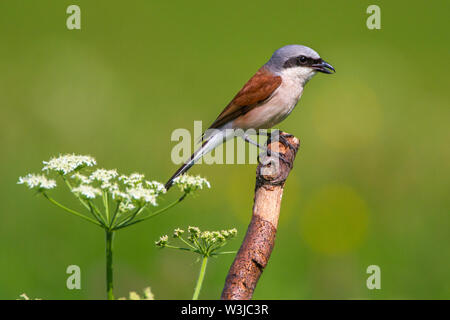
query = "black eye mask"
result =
(283, 56, 322, 69)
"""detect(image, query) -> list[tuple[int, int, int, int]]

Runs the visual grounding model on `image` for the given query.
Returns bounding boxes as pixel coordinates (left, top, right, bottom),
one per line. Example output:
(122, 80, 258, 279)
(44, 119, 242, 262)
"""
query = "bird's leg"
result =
(241, 134, 274, 163)
(241, 134, 290, 166)
(242, 134, 266, 150)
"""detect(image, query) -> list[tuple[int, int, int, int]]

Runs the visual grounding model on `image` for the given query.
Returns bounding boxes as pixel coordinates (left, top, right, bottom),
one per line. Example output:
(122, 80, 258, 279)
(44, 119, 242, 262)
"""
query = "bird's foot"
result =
(258, 149, 291, 167)
(266, 129, 297, 154)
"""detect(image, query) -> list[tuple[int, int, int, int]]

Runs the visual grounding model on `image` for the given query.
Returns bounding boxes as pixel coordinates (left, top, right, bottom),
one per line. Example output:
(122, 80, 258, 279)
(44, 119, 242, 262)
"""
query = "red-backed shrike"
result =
(165, 44, 335, 189)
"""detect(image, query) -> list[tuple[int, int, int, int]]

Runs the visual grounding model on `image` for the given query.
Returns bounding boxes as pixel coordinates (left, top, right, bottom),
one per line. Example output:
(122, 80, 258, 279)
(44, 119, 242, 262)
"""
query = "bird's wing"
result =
(208, 67, 282, 130)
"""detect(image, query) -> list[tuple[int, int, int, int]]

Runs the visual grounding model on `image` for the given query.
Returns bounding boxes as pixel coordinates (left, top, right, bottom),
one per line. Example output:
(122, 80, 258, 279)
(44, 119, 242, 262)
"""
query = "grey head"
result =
(265, 44, 335, 75)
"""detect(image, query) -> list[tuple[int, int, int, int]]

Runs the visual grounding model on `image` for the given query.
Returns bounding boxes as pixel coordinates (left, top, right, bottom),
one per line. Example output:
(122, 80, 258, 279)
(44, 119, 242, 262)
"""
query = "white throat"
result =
(280, 67, 316, 87)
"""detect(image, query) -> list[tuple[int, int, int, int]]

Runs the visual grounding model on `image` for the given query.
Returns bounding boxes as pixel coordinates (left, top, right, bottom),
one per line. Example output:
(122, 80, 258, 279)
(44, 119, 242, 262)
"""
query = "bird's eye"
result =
(298, 55, 307, 65)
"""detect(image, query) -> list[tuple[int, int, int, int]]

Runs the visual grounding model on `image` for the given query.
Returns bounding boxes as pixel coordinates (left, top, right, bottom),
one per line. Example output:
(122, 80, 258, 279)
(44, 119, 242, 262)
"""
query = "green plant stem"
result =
(192, 256, 208, 300)
(103, 191, 110, 222)
(62, 176, 90, 211)
(178, 236, 198, 251)
(42, 193, 101, 227)
(109, 201, 121, 228)
(87, 201, 107, 226)
(105, 230, 114, 300)
(114, 206, 144, 229)
(211, 251, 236, 255)
(164, 244, 196, 252)
(113, 194, 186, 230)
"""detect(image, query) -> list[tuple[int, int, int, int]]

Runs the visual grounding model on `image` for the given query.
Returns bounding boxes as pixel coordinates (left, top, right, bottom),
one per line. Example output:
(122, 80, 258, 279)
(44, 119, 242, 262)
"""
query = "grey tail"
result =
(164, 139, 210, 191)
(164, 154, 196, 191)
(164, 129, 229, 191)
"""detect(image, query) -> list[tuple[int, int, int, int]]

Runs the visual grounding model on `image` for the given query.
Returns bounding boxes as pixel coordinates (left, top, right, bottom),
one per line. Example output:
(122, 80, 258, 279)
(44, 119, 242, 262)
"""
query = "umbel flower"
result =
(172, 175, 210, 194)
(42, 154, 96, 175)
(156, 226, 237, 300)
(18, 154, 210, 300)
(156, 226, 237, 257)
(72, 184, 102, 200)
(18, 154, 210, 228)
(18, 174, 56, 190)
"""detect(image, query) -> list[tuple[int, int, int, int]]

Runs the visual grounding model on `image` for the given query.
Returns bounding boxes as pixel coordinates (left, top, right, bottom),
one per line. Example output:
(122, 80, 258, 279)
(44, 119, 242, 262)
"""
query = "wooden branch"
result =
(221, 132, 300, 300)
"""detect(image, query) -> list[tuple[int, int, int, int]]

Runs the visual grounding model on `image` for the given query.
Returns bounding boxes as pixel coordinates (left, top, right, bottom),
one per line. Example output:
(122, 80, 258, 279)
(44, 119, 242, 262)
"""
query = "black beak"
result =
(312, 60, 335, 74)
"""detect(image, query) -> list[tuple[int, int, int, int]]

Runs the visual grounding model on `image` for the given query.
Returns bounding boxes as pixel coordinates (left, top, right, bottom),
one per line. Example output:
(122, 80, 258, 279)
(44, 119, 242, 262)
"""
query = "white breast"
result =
(233, 71, 306, 130)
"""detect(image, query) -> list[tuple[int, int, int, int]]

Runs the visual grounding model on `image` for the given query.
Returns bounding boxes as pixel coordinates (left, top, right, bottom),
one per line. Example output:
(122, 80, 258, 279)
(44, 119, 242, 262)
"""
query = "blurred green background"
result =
(1, 1, 449, 299)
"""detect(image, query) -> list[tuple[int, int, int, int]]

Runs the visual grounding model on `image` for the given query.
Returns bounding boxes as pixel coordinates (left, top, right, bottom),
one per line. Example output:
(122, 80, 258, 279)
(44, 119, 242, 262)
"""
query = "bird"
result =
(165, 44, 335, 190)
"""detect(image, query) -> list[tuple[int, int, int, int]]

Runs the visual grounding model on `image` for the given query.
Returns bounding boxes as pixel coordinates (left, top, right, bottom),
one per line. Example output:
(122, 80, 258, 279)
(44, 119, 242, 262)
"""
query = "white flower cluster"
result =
(119, 287, 154, 300)
(173, 228, 185, 238)
(188, 227, 237, 244)
(89, 169, 118, 188)
(155, 235, 169, 247)
(156, 226, 237, 257)
(118, 202, 135, 213)
(18, 174, 56, 190)
(42, 154, 96, 175)
(71, 169, 119, 189)
(72, 184, 102, 199)
(119, 173, 145, 186)
(145, 180, 166, 195)
(20, 154, 211, 221)
(172, 175, 211, 194)
(126, 186, 158, 206)
(116, 173, 166, 210)
(70, 170, 166, 210)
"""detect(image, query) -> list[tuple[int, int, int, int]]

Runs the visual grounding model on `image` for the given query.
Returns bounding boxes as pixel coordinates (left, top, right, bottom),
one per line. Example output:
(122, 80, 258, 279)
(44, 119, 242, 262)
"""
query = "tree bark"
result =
(221, 132, 300, 300)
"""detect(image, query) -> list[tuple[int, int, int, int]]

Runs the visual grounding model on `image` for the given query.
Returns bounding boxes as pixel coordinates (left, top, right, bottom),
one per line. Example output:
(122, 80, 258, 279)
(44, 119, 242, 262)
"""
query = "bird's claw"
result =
(258, 149, 291, 167)
(266, 130, 297, 154)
